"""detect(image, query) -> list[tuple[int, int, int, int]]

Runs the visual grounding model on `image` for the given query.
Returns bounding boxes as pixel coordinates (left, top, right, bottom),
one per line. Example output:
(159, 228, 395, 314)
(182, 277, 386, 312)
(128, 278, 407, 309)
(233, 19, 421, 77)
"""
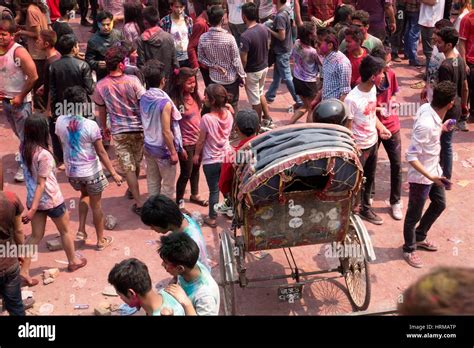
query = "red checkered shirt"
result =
(198, 27, 246, 84)
(307, 0, 342, 21)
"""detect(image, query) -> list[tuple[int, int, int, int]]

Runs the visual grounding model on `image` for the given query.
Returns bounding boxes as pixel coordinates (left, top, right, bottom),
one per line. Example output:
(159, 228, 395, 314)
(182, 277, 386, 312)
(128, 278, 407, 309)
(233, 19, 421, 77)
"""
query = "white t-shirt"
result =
(345, 86, 378, 150)
(228, 0, 245, 24)
(55, 115, 103, 178)
(171, 19, 189, 61)
(418, 0, 445, 28)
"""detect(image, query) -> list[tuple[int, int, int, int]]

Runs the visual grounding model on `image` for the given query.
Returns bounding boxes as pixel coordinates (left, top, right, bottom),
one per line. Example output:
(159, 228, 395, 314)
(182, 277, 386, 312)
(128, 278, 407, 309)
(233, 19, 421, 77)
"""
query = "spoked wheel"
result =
(340, 222, 371, 311)
(219, 232, 236, 315)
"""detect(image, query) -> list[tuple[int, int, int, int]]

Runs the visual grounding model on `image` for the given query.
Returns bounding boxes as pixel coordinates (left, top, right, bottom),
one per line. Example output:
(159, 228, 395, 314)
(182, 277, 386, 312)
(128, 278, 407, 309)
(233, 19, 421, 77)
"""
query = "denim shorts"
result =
(36, 202, 67, 219)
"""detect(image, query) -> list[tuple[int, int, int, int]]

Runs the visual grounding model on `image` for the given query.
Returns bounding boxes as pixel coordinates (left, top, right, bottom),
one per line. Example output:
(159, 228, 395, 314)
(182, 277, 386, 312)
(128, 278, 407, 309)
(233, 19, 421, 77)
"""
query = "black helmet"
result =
(312, 99, 348, 125)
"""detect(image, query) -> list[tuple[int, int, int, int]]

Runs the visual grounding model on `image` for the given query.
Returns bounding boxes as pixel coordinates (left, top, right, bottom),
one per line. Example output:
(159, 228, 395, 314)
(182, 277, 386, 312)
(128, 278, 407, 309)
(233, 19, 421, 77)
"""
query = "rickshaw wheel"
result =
(219, 236, 236, 315)
(340, 223, 371, 311)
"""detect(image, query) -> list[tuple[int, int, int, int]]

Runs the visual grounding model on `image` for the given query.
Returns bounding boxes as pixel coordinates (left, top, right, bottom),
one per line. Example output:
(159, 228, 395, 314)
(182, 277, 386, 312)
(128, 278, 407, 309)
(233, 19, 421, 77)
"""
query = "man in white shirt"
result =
(403, 80, 456, 268)
(418, 0, 446, 72)
(226, 0, 247, 46)
(345, 55, 391, 225)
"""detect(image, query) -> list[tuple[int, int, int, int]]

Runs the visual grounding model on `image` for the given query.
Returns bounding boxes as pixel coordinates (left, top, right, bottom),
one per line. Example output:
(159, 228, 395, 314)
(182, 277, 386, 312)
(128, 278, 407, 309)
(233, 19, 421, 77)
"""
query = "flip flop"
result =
(97, 236, 114, 251)
(203, 217, 217, 228)
(67, 257, 88, 272)
(190, 197, 209, 207)
(75, 231, 88, 242)
(21, 276, 39, 287)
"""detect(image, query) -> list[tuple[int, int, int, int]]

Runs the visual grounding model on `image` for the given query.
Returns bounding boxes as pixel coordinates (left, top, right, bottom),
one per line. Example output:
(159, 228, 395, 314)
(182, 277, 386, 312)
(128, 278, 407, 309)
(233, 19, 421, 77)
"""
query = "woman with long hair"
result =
(168, 67, 207, 213)
(122, 0, 144, 42)
(193, 84, 234, 228)
(20, 114, 87, 287)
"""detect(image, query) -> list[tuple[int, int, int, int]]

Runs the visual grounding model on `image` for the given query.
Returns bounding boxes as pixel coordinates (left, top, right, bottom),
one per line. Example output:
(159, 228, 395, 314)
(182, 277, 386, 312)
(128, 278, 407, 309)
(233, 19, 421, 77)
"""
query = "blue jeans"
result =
(203, 163, 221, 219)
(440, 129, 453, 180)
(403, 11, 421, 64)
(0, 264, 25, 316)
(2, 100, 32, 143)
(265, 52, 302, 105)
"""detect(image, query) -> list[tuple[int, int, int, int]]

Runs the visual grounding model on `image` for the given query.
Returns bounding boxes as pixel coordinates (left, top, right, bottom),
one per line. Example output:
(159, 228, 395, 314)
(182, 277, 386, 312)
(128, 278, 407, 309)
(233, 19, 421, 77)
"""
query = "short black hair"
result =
(370, 46, 388, 61)
(142, 6, 160, 26)
(319, 28, 339, 51)
(435, 18, 453, 30)
(59, 0, 76, 17)
(206, 0, 222, 7)
(0, 19, 16, 34)
(432, 81, 456, 109)
(159, 232, 199, 269)
(142, 59, 165, 88)
(97, 10, 114, 23)
(297, 21, 316, 46)
(207, 5, 224, 26)
(105, 46, 126, 72)
(56, 33, 77, 55)
(351, 10, 370, 26)
(108, 258, 152, 297)
(141, 194, 184, 229)
(437, 27, 459, 48)
(168, 0, 185, 5)
(344, 25, 364, 45)
(241, 2, 258, 22)
(63, 86, 88, 104)
(359, 55, 385, 83)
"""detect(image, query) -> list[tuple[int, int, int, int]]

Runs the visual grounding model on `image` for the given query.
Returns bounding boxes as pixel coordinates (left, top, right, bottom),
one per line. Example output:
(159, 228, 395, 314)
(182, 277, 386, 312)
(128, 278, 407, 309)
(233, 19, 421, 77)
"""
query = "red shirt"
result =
(376, 68, 400, 134)
(187, 12, 209, 69)
(46, 0, 60, 22)
(346, 48, 368, 88)
(307, 0, 342, 21)
(459, 10, 474, 65)
(218, 136, 255, 195)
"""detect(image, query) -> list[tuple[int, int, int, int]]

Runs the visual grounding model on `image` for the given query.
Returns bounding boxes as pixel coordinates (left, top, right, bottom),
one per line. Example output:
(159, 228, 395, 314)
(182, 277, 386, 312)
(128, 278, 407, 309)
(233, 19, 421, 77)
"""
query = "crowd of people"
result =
(0, 0, 473, 315)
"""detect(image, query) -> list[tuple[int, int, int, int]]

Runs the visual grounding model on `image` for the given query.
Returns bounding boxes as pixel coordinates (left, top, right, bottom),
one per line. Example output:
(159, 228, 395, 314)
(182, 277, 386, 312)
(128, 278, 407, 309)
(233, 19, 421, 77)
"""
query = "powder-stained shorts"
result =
(113, 132, 144, 173)
(245, 68, 268, 106)
(69, 170, 109, 195)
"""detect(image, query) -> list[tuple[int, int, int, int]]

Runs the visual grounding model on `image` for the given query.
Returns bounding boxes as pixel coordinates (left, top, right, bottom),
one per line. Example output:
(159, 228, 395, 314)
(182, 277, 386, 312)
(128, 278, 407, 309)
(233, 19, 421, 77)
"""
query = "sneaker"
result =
(359, 209, 384, 225)
(14, 167, 24, 182)
(214, 200, 234, 218)
(403, 251, 423, 268)
(261, 118, 275, 129)
(456, 120, 469, 132)
(416, 239, 439, 252)
(391, 202, 403, 220)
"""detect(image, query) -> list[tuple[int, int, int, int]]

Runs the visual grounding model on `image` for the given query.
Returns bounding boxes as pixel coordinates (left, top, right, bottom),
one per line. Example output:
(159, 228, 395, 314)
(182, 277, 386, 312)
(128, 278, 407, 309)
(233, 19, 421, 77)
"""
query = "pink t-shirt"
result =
(179, 95, 201, 146)
(24, 148, 64, 210)
(200, 110, 233, 165)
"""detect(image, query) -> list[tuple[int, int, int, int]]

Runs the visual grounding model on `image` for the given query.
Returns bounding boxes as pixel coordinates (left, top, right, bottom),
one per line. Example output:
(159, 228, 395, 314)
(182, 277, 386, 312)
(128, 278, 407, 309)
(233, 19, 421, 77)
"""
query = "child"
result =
(168, 67, 207, 211)
(55, 86, 122, 249)
(159, 0, 193, 67)
(193, 84, 234, 228)
(289, 22, 321, 124)
(216, 109, 259, 217)
(370, 47, 403, 221)
(51, 0, 75, 45)
(140, 59, 184, 199)
(20, 114, 87, 286)
(344, 25, 368, 88)
(141, 194, 210, 270)
(160, 232, 220, 315)
(108, 258, 185, 315)
(122, 0, 144, 42)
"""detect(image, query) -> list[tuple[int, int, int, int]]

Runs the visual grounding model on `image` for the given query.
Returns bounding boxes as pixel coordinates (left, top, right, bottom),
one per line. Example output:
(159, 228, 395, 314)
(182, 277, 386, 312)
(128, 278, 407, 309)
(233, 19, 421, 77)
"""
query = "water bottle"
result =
(191, 211, 204, 226)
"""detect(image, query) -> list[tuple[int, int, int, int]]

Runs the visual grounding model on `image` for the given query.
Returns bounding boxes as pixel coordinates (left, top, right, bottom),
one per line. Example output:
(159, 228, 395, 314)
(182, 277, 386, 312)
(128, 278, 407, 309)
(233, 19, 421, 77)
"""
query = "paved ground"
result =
(1, 18, 473, 315)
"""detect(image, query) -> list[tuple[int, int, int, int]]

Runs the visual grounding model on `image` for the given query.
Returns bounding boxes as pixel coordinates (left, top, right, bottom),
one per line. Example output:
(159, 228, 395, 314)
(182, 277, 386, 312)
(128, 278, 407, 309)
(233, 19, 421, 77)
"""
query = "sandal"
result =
(75, 231, 88, 242)
(190, 196, 209, 207)
(21, 276, 39, 287)
(67, 257, 88, 272)
(131, 204, 142, 216)
(203, 216, 217, 228)
(410, 81, 426, 89)
(97, 236, 114, 251)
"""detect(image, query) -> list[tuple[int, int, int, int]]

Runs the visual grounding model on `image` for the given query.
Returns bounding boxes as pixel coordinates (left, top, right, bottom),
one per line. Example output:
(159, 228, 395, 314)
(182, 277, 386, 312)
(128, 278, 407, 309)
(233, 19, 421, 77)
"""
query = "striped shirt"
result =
(321, 50, 352, 100)
(198, 27, 246, 85)
(93, 74, 146, 135)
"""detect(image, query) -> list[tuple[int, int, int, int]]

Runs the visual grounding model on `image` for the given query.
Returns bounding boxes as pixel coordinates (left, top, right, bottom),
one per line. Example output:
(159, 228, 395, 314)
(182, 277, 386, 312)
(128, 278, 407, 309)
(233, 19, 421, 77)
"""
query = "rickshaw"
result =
(219, 123, 376, 315)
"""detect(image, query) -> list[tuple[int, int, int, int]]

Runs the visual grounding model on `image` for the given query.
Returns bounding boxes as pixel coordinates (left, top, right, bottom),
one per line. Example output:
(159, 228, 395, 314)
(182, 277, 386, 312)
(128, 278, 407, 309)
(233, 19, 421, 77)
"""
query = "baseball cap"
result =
(235, 109, 259, 137)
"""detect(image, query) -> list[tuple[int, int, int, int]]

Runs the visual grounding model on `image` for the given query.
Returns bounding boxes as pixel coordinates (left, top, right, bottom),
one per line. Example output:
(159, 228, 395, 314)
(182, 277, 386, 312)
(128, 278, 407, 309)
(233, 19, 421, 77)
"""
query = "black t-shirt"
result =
(438, 56, 467, 121)
(271, 6, 292, 54)
(0, 191, 24, 271)
(240, 24, 269, 73)
(52, 20, 74, 47)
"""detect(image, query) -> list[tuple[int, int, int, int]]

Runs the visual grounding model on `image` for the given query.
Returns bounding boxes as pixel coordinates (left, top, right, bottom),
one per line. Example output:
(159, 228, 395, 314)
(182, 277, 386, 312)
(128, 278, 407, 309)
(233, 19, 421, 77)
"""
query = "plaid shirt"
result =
(401, 0, 420, 12)
(159, 14, 193, 37)
(198, 27, 245, 84)
(321, 50, 352, 100)
(307, 0, 342, 21)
